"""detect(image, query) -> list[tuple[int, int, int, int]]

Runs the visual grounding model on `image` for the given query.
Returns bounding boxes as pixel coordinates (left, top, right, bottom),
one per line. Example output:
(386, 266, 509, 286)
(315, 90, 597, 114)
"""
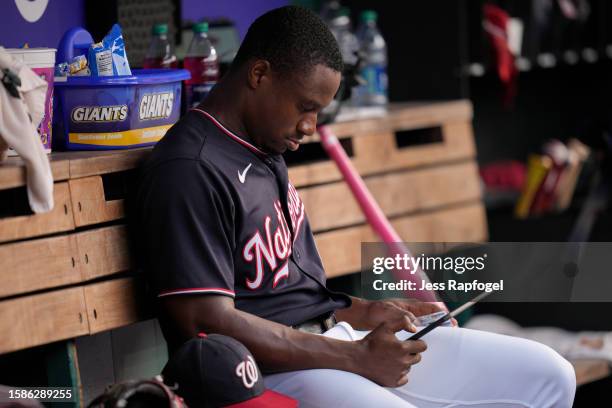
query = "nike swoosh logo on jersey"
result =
(238, 163, 252, 184)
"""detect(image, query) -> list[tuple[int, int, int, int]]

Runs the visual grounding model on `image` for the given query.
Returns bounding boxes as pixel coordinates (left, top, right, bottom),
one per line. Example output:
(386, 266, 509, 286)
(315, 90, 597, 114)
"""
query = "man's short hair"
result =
(232, 5, 343, 77)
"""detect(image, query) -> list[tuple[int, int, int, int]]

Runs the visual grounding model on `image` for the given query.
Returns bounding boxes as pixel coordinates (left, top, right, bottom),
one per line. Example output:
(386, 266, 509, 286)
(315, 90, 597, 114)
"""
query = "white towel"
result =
(0, 46, 53, 213)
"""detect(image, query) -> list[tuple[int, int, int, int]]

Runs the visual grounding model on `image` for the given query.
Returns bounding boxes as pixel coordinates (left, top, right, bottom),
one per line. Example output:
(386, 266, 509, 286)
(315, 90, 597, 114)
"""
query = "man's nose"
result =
(298, 116, 316, 136)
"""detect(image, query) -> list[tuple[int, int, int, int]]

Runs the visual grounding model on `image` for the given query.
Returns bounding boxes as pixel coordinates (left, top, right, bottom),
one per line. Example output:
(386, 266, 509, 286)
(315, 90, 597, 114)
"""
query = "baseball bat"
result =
(317, 124, 446, 309)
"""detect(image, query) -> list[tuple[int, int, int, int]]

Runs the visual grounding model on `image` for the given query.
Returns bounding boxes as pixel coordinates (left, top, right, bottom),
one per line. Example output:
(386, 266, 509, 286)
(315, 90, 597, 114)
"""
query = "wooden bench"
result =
(1, 101, 601, 405)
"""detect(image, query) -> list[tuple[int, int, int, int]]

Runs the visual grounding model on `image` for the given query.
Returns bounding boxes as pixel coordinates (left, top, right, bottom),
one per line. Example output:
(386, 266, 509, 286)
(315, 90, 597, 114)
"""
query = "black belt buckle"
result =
(321, 313, 337, 331)
(293, 313, 337, 334)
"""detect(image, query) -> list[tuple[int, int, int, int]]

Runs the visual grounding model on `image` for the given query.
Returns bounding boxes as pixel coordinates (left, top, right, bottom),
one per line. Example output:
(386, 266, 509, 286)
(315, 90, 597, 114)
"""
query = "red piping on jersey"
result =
(191, 108, 268, 157)
(158, 287, 236, 297)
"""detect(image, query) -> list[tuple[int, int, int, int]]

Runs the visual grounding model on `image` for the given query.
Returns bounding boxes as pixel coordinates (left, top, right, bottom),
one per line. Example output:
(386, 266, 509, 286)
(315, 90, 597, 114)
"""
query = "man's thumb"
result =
(384, 316, 417, 333)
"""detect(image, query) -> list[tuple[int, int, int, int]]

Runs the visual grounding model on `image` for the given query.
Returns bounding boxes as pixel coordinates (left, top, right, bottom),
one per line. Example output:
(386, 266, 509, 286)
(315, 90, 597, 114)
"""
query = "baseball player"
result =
(135, 6, 576, 407)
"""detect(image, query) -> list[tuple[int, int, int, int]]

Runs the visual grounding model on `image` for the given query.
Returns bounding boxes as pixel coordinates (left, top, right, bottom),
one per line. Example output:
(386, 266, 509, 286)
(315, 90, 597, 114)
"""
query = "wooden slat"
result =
(351, 123, 476, 175)
(316, 202, 488, 278)
(392, 122, 475, 169)
(389, 100, 473, 131)
(0, 149, 151, 191)
(68, 148, 151, 179)
(0, 225, 132, 298)
(288, 161, 341, 189)
(308, 100, 473, 141)
(84, 278, 147, 334)
(69, 176, 124, 227)
(76, 225, 132, 280)
(289, 122, 476, 188)
(0, 155, 71, 190)
(0, 287, 89, 354)
(0, 182, 75, 243)
(0, 234, 82, 298)
(300, 161, 481, 232)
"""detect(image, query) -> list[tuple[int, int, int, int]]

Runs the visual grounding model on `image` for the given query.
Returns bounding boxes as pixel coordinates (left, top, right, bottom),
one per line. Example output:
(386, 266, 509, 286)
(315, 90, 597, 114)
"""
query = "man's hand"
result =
(383, 298, 445, 316)
(356, 316, 427, 387)
(384, 298, 458, 327)
(362, 299, 420, 332)
(336, 297, 457, 330)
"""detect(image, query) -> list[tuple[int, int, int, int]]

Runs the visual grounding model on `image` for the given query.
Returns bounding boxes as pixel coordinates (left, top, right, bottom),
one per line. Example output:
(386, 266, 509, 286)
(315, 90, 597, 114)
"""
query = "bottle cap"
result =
(193, 22, 209, 33)
(360, 10, 378, 22)
(331, 7, 351, 27)
(152, 24, 168, 35)
(338, 7, 351, 17)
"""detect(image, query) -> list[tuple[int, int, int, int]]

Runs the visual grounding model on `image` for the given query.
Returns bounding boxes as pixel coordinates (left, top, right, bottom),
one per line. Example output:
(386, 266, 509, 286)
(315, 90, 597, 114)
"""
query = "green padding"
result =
(46, 340, 80, 408)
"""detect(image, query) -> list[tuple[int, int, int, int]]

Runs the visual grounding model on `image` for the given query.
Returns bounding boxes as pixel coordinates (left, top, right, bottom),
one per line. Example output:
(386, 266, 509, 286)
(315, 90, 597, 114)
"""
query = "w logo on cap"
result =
(235, 355, 259, 389)
(162, 333, 297, 406)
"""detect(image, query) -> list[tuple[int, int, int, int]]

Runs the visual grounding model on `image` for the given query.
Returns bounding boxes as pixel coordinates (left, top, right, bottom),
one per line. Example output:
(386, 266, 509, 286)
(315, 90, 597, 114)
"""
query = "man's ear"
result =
(247, 59, 272, 89)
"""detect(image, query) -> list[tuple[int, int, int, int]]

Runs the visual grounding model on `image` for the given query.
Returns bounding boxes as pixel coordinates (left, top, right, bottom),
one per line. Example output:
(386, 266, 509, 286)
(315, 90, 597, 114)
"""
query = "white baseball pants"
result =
(264, 322, 576, 408)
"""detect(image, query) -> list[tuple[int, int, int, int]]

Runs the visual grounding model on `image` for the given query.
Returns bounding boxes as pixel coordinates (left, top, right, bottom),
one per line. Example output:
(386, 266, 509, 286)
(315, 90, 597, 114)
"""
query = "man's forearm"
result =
(224, 308, 363, 373)
(161, 295, 365, 375)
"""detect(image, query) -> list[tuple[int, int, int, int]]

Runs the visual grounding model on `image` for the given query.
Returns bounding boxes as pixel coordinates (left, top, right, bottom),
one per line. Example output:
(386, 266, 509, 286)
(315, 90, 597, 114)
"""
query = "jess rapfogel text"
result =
(371, 279, 503, 293)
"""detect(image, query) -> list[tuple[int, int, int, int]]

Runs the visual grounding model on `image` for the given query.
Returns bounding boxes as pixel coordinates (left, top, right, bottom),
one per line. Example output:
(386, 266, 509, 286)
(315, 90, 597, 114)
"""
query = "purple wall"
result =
(0, 0, 288, 50)
(0, 0, 85, 49)
(181, 0, 289, 39)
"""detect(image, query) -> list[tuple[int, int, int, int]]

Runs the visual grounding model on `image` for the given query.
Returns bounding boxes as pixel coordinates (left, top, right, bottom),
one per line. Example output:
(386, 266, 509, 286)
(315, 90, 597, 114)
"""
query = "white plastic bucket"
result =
(6, 48, 56, 154)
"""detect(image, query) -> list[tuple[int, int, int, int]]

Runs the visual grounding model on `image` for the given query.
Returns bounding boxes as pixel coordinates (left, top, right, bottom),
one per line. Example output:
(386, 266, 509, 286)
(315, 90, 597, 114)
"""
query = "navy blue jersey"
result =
(136, 109, 350, 331)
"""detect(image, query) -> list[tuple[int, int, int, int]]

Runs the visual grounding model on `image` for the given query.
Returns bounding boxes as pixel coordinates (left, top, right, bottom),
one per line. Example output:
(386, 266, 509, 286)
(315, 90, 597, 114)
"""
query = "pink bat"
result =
(318, 125, 446, 309)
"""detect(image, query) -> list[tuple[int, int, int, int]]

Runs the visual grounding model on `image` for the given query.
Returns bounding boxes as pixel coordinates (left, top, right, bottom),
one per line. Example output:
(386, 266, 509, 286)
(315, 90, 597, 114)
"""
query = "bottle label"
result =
(185, 81, 216, 108)
(360, 64, 388, 97)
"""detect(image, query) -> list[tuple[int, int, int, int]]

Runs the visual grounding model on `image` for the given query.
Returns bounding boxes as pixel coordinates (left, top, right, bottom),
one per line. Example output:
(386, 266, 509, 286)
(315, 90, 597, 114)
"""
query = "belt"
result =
(292, 313, 337, 334)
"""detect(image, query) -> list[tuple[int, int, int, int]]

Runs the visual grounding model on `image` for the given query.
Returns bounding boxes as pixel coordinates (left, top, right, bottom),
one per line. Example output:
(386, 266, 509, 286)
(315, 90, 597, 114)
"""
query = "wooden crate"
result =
(0, 149, 148, 354)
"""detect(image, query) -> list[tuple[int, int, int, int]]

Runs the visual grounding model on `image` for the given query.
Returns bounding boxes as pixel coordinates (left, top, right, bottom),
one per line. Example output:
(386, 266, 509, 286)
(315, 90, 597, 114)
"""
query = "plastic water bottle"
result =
(324, 7, 359, 114)
(320, 0, 341, 25)
(143, 24, 178, 69)
(353, 10, 388, 107)
(183, 22, 219, 108)
(329, 7, 359, 68)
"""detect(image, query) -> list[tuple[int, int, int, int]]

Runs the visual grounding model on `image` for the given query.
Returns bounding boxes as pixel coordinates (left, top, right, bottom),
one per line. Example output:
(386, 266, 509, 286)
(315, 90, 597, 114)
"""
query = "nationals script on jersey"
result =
(243, 185, 305, 290)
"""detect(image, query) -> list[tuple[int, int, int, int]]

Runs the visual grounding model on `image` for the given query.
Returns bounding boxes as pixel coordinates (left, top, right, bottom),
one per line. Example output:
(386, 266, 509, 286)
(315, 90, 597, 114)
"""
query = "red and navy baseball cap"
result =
(162, 333, 298, 408)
